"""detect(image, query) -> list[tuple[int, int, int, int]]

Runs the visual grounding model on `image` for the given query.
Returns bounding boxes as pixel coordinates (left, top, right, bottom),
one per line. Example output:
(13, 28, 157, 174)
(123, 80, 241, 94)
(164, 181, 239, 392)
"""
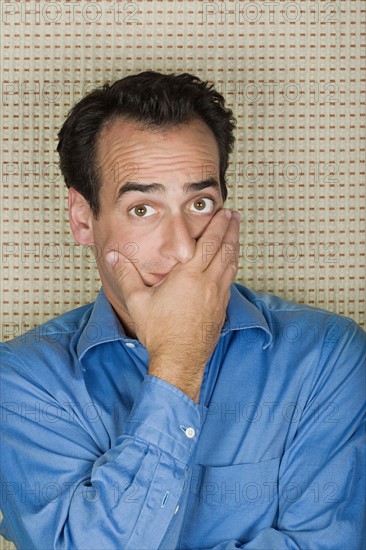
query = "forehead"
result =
(96, 116, 220, 186)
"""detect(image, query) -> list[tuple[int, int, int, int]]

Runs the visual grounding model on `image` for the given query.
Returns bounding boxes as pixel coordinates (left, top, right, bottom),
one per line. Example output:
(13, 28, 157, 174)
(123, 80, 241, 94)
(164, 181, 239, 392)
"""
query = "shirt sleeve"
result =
(0, 355, 205, 550)
(193, 320, 366, 550)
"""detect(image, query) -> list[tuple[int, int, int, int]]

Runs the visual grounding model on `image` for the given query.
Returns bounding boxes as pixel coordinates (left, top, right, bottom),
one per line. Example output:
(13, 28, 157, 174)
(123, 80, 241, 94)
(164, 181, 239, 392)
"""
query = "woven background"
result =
(1, 0, 365, 547)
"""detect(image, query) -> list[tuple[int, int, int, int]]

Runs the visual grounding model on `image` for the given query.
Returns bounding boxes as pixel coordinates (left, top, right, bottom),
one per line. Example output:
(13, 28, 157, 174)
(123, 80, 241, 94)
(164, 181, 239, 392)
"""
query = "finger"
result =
(105, 249, 146, 296)
(220, 254, 239, 291)
(191, 208, 233, 272)
(208, 211, 241, 277)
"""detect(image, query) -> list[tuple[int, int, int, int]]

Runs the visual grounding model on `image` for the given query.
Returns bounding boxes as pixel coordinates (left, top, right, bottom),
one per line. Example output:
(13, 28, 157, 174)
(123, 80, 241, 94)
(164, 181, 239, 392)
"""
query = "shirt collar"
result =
(77, 288, 126, 361)
(77, 283, 273, 361)
(222, 283, 272, 349)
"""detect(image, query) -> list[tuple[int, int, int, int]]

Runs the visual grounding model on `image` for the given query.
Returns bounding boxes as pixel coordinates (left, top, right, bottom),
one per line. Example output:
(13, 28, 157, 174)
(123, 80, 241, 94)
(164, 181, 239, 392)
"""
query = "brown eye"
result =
(194, 198, 206, 211)
(134, 205, 147, 217)
(129, 204, 156, 218)
(191, 197, 215, 214)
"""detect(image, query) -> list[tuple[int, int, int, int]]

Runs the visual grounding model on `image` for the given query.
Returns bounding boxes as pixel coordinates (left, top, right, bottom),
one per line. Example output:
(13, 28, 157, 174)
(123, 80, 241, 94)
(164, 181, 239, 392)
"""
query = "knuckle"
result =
(206, 234, 221, 251)
(231, 263, 239, 275)
(206, 280, 219, 296)
(185, 269, 200, 283)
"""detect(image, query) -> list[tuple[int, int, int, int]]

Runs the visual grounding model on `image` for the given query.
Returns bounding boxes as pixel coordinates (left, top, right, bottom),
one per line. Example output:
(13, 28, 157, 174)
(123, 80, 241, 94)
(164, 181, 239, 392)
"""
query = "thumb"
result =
(105, 249, 144, 295)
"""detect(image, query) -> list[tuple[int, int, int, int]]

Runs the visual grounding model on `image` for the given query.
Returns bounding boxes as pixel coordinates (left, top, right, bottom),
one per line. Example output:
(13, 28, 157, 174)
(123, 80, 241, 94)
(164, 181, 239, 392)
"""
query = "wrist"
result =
(148, 358, 204, 403)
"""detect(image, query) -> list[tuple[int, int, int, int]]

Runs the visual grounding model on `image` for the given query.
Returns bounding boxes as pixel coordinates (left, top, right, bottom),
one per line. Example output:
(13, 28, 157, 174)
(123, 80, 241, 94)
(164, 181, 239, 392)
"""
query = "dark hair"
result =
(57, 71, 236, 218)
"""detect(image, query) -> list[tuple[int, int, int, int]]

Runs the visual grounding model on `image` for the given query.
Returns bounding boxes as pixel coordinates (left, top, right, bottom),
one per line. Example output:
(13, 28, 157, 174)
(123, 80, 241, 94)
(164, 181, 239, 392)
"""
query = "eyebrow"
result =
(115, 177, 221, 201)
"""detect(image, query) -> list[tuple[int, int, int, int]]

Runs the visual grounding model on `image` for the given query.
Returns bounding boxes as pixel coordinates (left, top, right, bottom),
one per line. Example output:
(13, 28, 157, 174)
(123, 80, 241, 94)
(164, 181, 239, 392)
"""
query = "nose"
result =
(159, 213, 197, 264)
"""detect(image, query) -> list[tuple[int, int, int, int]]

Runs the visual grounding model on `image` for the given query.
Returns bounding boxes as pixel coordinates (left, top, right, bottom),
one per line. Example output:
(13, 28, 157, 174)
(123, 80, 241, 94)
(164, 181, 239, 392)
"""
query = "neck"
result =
(103, 287, 139, 340)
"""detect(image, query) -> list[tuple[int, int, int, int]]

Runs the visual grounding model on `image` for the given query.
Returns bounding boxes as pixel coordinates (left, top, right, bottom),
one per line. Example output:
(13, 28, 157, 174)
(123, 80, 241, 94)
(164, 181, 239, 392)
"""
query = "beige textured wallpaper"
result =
(1, 0, 365, 548)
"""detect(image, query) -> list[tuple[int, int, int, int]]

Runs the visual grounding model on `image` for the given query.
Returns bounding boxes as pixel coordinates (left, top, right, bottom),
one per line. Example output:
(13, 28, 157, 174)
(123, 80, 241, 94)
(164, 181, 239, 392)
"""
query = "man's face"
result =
(70, 116, 224, 329)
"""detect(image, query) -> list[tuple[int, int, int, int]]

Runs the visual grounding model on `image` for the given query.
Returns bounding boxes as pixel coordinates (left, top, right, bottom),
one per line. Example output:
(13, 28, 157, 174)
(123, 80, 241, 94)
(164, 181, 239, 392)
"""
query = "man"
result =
(1, 71, 365, 549)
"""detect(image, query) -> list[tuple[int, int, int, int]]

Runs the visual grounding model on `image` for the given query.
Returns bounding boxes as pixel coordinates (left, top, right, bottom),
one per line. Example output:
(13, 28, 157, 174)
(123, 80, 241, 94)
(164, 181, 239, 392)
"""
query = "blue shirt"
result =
(1, 283, 365, 550)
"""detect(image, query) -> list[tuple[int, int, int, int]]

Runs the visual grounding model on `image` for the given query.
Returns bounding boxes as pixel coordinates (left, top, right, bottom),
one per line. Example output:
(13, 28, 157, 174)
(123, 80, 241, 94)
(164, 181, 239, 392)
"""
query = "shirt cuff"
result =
(123, 375, 207, 465)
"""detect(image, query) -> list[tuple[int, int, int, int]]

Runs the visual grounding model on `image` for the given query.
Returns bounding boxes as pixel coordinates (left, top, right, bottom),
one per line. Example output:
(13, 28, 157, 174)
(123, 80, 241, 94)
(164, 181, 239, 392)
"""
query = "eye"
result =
(129, 204, 156, 218)
(190, 197, 216, 214)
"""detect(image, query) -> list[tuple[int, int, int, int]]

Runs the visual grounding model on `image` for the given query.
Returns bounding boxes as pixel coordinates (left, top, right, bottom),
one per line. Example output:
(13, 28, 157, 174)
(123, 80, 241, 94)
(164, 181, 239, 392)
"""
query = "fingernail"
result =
(232, 211, 241, 221)
(106, 251, 118, 267)
(223, 209, 232, 220)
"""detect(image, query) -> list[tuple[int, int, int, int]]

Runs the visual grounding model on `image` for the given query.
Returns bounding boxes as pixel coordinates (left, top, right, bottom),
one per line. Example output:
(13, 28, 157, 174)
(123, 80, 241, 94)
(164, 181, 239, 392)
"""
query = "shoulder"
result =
(0, 302, 94, 377)
(233, 285, 366, 417)
(233, 283, 366, 369)
(235, 282, 365, 338)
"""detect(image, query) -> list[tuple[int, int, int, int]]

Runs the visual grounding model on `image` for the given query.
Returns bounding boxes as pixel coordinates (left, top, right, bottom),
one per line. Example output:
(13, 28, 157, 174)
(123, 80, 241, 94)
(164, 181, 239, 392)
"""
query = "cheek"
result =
(119, 240, 143, 268)
(93, 215, 157, 270)
(125, 236, 156, 273)
(93, 217, 133, 251)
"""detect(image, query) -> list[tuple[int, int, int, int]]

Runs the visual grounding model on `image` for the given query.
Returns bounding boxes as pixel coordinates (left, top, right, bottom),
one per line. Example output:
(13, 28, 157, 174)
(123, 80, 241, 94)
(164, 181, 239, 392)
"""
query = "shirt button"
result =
(125, 342, 135, 348)
(185, 427, 195, 439)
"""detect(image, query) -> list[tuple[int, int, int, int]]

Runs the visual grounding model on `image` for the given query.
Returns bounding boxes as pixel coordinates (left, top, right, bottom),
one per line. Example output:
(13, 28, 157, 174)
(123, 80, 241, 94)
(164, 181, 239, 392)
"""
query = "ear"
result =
(68, 188, 94, 245)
